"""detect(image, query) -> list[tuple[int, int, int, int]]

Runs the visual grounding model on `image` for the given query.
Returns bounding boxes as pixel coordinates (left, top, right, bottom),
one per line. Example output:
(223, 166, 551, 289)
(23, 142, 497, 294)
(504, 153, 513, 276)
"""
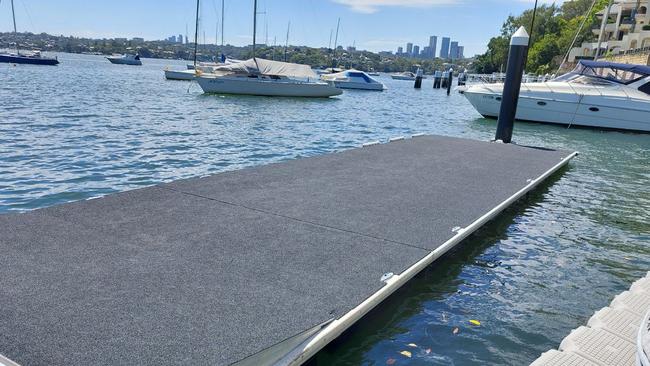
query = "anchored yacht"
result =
(463, 61, 650, 132)
(321, 69, 386, 91)
(195, 58, 342, 98)
(391, 71, 426, 81)
(107, 54, 142, 66)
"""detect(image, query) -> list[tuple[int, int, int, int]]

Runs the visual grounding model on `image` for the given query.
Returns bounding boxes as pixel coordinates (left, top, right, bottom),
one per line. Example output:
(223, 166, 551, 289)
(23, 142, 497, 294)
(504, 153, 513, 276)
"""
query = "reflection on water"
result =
(1, 53, 649, 365)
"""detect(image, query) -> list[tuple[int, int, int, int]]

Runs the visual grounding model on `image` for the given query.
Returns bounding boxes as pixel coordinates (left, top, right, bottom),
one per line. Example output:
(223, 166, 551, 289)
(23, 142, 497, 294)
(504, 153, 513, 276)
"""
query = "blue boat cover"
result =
(579, 60, 650, 76)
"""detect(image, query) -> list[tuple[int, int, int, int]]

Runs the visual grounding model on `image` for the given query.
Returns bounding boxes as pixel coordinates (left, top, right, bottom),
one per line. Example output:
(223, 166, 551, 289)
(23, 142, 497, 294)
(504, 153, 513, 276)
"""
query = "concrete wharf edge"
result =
(0, 135, 576, 366)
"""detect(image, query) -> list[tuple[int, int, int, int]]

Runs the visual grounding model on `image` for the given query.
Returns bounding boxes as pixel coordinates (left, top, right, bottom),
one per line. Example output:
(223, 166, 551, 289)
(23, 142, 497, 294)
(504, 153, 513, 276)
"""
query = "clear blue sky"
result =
(1, 0, 559, 57)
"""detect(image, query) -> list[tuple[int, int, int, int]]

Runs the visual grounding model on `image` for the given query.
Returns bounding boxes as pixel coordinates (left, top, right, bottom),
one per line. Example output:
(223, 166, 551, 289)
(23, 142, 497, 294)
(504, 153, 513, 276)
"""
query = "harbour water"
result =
(1, 53, 649, 365)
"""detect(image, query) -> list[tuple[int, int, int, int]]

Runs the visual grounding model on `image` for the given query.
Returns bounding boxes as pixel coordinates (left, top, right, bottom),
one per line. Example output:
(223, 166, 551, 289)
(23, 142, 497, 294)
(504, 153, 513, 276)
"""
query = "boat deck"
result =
(531, 272, 650, 366)
(0, 135, 575, 366)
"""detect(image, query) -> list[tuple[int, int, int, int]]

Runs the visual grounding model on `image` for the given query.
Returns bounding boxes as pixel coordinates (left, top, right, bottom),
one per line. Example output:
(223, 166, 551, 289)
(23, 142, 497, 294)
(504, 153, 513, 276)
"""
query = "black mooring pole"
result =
(446, 68, 453, 96)
(495, 26, 529, 143)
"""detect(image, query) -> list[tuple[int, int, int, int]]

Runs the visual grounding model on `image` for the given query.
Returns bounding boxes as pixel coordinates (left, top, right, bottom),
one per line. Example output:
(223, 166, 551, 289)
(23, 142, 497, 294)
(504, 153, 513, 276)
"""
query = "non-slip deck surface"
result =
(0, 135, 572, 365)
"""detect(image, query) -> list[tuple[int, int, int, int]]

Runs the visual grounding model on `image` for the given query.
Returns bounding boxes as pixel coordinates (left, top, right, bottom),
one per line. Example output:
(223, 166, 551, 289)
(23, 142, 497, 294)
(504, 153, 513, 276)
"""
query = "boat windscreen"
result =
(639, 81, 650, 95)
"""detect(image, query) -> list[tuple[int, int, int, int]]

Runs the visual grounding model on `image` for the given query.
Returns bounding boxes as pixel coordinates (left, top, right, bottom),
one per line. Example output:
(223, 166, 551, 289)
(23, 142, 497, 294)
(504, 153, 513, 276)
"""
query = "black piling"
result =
(495, 26, 529, 143)
(446, 68, 453, 96)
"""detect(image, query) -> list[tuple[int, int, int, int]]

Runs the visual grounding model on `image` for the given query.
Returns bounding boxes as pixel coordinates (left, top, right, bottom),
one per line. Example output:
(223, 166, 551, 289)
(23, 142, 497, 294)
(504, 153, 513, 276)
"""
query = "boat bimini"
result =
(463, 60, 650, 132)
(321, 69, 386, 91)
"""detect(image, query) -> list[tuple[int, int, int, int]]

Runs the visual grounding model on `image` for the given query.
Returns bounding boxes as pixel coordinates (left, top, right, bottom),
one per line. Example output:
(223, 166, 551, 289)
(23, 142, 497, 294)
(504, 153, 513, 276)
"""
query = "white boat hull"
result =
(391, 75, 427, 81)
(107, 57, 142, 66)
(196, 76, 343, 97)
(164, 69, 196, 81)
(331, 81, 384, 91)
(463, 86, 650, 132)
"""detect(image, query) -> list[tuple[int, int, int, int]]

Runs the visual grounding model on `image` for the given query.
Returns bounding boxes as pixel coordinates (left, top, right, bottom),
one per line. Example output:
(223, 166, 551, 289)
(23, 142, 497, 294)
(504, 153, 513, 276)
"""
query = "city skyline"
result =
(0, 0, 558, 57)
(396, 35, 464, 60)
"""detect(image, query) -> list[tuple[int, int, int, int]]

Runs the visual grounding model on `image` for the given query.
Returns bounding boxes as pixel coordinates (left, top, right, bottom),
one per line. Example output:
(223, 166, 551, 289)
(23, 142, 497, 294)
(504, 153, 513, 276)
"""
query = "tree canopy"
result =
(473, 0, 609, 74)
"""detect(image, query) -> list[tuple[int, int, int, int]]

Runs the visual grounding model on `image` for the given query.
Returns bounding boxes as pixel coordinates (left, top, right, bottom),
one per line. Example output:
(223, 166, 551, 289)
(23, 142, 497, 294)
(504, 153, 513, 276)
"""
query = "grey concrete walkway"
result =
(0, 135, 574, 366)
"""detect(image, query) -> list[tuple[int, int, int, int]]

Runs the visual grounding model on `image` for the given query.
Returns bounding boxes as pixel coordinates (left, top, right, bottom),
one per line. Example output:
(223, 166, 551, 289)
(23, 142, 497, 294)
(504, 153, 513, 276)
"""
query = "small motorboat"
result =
(107, 54, 142, 66)
(321, 69, 385, 91)
(164, 69, 198, 81)
(391, 71, 426, 81)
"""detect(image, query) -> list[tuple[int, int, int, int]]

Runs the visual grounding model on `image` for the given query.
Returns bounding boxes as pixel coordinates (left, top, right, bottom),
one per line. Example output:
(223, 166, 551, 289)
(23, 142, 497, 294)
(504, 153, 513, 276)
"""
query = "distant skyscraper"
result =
(458, 46, 465, 59)
(178, 34, 183, 44)
(412, 45, 420, 57)
(397, 46, 404, 55)
(429, 36, 437, 58)
(406, 42, 413, 56)
(450, 41, 459, 60)
(440, 37, 450, 59)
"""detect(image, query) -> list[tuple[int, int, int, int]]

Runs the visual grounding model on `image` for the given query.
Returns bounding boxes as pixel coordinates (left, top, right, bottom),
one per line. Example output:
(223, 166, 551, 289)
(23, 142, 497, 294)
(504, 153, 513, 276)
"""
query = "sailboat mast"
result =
(332, 18, 340, 68)
(10, 0, 19, 53)
(252, 0, 257, 58)
(284, 21, 290, 62)
(194, 0, 200, 68)
(221, 0, 225, 46)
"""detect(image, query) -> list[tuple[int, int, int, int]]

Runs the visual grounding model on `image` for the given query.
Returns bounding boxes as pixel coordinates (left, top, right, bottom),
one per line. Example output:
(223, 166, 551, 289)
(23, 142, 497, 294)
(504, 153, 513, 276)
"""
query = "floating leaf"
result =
(386, 358, 396, 365)
(407, 343, 417, 348)
(469, 319, 481, 326)
(399, 350, 412, 358)
(452, 327, 460, 335)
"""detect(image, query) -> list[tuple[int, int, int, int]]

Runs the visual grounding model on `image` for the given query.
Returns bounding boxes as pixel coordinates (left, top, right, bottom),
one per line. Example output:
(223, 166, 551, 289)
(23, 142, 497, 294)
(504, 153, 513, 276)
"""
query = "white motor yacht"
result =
(107, 54, 142, 66)
(463, 60, 650, 132)
(321, 69, 385, 91)
(195, 58, 342, 98)
(391, 71, 426, 81)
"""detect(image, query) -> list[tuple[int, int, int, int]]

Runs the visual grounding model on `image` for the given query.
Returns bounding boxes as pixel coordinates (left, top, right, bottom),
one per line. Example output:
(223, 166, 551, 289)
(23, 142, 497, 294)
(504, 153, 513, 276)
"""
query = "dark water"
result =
(1, 53, 649, 365)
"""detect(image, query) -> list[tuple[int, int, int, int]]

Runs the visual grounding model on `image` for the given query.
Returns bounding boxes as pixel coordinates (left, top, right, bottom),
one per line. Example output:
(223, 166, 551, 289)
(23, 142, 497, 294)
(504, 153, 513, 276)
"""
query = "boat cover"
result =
(578, 60, 650, 76)
(214, 58, 318, 79)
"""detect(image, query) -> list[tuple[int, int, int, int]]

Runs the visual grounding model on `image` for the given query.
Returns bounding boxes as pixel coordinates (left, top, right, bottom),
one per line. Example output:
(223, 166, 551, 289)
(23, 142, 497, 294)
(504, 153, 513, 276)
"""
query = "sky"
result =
(0, 0, 564, 57)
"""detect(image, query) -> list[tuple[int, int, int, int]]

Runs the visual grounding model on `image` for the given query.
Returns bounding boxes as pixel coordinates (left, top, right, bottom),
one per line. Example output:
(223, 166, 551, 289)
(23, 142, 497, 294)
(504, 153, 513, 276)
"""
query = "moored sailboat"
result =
(194, 0, 341, 98)
(0, 0, 58, 65)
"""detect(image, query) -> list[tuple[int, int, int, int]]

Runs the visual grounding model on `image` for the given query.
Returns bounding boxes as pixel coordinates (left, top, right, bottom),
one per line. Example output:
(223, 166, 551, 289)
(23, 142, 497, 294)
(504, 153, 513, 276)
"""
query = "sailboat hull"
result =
(197, 76, 343, 97)
(0, 54, 59, 65)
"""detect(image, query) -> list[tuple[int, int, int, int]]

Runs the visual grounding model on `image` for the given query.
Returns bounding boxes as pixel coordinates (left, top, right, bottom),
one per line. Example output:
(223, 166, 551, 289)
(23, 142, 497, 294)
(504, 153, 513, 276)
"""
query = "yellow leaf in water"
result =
(399, 350, 412, 358)
(407, 343, 417, 348)
(469, 319, 481, 326)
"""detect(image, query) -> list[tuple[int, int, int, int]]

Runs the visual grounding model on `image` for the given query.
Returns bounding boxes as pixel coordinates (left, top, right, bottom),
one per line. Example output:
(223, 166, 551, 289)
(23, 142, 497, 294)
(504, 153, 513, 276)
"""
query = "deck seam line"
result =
(158, 186, 433, 253)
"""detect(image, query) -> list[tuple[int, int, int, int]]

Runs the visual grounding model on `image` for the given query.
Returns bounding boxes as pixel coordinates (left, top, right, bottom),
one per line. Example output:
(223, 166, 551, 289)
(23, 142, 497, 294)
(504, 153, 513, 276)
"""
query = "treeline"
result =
(0, 32, 470, 73)
(473, 0, 609, 74)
